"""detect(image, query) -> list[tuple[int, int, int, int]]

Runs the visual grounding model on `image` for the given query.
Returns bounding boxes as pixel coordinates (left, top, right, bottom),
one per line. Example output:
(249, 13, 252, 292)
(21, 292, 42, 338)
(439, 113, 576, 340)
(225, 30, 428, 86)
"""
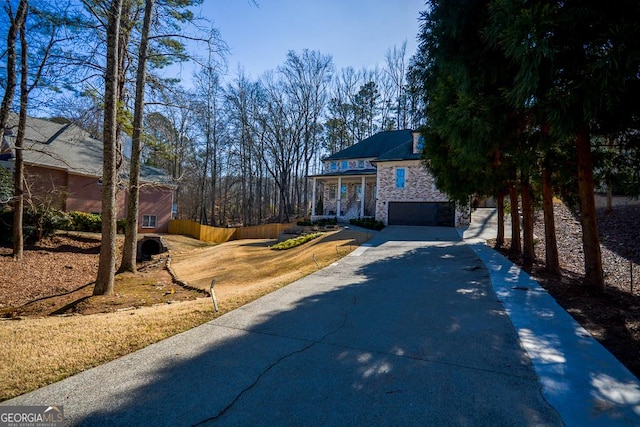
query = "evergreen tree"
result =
(487, 0, 640, 290)
(416, 0, 524, 253)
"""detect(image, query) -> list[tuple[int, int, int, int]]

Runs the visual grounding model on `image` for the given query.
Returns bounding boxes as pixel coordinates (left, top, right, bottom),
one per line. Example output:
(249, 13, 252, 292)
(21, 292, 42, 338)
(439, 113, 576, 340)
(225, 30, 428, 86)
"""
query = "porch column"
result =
(311, 177, 317, 216)
(360, 176, 365, 217)
(337, 176, 342, 218)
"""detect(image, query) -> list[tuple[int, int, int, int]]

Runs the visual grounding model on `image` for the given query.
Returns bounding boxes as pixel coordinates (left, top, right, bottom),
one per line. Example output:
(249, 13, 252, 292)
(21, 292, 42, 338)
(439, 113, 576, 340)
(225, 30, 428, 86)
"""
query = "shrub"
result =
(67, 211, 102, 233)
(0, 207, 71, 243)
(313, 217, 337, 227)
(29, 207, 72, 240)
(271, 232, 322, 250)
(350, 217, 384, 231)
(117, 218, 127, 234)
(297, 217, 338, 227)
(0, 209, 12, 243)
(0, 167, 12, 204)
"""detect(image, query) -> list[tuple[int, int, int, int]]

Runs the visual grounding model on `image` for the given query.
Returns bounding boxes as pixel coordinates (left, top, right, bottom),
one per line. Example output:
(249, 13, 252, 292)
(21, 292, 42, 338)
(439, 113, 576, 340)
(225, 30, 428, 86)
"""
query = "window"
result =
(395, 168, 405, 189)
(358, 160, 365, 169)
(340, 184, 347, 199)
(356, 184, 362, 200)
(330, 161, 337, 171)
(329, 185, 337, 199)
(341, 160, 348, 170)
(413, 132, 426, 154)
(142, 215, 157, 228)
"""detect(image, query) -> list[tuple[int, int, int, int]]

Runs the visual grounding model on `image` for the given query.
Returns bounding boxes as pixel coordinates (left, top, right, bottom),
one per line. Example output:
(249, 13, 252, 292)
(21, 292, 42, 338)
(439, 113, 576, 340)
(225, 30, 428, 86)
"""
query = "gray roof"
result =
(372, 139, 421, 162)
(324, 130, 414, 161)
(3, 114, 174, 186)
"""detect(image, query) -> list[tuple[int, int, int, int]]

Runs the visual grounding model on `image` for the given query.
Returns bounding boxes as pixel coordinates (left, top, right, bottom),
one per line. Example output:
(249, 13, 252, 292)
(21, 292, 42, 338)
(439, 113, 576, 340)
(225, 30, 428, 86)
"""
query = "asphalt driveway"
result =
(4, 226, 640, 426)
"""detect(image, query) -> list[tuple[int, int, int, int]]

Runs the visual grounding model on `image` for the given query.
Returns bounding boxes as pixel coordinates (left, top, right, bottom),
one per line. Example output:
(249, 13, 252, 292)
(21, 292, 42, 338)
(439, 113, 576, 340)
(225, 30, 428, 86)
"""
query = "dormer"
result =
(412, 131, 425, 155)
(324, 158, 373, 173)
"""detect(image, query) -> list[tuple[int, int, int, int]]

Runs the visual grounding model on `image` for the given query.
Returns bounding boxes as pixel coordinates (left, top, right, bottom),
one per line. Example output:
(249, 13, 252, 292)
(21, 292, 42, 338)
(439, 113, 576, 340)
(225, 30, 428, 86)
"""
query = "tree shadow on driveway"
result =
(16, 227, 565, 426)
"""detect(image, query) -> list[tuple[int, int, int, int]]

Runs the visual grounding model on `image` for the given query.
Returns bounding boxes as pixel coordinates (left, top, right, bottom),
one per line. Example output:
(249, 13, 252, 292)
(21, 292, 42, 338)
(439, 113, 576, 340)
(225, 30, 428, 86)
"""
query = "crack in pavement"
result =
(192, 306, 354, 426)
(192, 289, 534, 425)
(316, 340, 540, 381)
(191, 340, 316, 426)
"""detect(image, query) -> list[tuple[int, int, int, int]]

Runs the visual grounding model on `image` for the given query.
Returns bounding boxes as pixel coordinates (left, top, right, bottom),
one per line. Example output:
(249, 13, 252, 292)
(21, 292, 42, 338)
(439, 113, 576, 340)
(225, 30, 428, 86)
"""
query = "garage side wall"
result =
(375, 160, 470, 227)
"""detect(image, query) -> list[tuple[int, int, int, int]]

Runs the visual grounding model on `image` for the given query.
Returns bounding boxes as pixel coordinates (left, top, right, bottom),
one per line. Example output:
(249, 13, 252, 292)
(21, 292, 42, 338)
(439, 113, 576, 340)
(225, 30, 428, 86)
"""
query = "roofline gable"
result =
(322, 130, 414, 161)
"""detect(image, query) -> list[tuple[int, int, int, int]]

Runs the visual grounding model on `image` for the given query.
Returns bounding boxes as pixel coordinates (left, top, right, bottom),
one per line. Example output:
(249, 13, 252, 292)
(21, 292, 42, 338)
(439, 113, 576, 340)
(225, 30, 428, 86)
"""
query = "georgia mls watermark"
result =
(0, 406, 63, 427)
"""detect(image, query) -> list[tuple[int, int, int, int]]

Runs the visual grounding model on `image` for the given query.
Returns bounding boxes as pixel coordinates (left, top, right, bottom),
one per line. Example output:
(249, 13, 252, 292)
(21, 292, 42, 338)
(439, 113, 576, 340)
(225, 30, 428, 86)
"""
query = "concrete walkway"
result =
(4, 226, 640, 426)
(464, 207, 512, 243)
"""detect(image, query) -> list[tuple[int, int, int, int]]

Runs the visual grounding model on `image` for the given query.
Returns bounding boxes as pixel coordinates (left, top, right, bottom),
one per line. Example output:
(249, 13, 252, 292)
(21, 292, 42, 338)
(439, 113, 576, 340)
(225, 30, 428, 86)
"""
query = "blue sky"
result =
(195, 0, 426, 79)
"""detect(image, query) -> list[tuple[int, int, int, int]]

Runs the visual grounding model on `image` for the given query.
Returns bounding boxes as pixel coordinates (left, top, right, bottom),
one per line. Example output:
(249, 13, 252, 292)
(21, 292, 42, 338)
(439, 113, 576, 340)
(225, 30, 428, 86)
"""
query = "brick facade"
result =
(23, 165, 173, 233)
(310, 130, 470, 227)
(375, 160, 470, 227)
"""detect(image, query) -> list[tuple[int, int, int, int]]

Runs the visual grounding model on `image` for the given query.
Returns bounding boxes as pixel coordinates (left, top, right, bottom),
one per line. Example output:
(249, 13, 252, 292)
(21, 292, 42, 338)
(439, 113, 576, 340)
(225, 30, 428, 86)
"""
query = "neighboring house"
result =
(309, 130, 470, 227)
(0, 115, 175, 233)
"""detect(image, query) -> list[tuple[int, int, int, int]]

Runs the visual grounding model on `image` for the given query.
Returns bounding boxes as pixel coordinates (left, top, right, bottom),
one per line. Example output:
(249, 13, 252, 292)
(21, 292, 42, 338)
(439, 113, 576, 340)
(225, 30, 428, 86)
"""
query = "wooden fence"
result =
(168, 219, 297, 243)
(234, 223, 297, 240)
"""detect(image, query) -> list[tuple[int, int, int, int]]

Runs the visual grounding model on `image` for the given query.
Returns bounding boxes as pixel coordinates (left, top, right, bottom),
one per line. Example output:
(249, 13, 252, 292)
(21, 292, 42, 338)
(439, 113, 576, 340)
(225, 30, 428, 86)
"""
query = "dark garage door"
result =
(388, 202, 455, 227)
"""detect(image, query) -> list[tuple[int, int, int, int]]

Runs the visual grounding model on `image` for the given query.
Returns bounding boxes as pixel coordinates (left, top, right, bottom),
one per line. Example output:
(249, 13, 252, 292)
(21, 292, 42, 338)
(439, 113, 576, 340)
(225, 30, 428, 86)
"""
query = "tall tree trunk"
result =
(247, 143, 254, 224)
(605, 137, 614, 213)
(576, 125, 604, 290)
(521, 177, 534, 272)
(509, 184, 521, 256)
(257, 160, 263, 222)
(199, 161, 208, 225)
(0, 0, 27, 142)
(13, 9, 29, 261)
(94, 0, 123, 296)
(211, 136, 217, 226)
(120, 0, 155, 273)
(606, 182, 613, 213)
(495, 192, 505, 248)
(541, 163, 560, 275)
(3, 0, 27, 260)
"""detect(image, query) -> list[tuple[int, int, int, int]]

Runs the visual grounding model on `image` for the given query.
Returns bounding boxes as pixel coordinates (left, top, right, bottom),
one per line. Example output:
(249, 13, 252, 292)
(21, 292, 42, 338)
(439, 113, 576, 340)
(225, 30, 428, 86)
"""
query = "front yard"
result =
(0, 228, 372, 401)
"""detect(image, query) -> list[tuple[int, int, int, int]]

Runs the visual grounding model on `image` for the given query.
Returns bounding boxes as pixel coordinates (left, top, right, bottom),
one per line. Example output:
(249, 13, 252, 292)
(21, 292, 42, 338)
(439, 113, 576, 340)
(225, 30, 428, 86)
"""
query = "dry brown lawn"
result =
(0, 228, 372, 402)
(170, 229, 372, 299)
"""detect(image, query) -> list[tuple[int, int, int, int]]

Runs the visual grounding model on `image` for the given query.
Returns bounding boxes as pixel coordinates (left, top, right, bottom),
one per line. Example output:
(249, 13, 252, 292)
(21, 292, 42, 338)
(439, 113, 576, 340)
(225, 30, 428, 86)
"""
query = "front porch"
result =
(310, 174, 376, 222)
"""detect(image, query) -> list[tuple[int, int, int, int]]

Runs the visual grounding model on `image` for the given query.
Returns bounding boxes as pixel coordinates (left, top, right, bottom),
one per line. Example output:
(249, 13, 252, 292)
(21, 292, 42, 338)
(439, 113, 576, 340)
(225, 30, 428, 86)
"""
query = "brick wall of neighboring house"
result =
(23, 164, 173, 233)
(23, 165, 67, 209)
(138, 185, 173, 233)
(375, 160, 470, 226)
(66, 174, 127, 215)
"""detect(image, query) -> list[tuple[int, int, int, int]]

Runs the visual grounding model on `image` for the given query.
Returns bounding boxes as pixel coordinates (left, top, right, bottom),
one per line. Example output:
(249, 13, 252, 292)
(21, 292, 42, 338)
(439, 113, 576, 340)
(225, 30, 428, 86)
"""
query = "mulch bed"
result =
(0, 234, 201, 317)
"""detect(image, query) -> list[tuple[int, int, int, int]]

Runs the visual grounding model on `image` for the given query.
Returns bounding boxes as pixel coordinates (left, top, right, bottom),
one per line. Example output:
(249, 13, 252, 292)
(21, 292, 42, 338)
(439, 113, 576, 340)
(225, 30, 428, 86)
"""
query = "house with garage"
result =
(0, 115, 176, 233)
(309, 130, 469, 227)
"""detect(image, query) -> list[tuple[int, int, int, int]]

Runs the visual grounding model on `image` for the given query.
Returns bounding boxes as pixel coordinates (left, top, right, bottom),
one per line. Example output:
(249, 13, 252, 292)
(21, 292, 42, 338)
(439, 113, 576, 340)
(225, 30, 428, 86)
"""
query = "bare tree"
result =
(191, 35, 226, 226)
(4, 1, 88, 258)
(279, 50, 333, 215)
(225, 70, 258, 224)
(385, 41, 408, 130)
(255, 72, 300, 222)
